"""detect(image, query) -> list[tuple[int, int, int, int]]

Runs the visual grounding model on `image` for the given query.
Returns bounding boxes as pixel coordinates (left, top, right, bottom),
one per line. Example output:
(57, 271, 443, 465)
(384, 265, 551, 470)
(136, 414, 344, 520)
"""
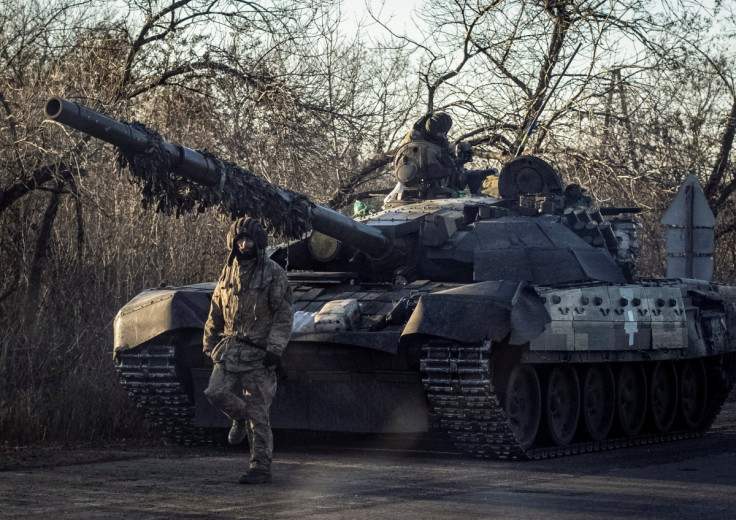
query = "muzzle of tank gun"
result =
(44, 97, 220, 187)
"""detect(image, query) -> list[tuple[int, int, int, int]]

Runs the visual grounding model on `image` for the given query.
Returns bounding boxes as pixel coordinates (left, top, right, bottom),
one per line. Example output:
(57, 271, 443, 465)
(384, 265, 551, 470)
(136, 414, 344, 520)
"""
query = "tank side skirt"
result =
(531, 284, 690, 356)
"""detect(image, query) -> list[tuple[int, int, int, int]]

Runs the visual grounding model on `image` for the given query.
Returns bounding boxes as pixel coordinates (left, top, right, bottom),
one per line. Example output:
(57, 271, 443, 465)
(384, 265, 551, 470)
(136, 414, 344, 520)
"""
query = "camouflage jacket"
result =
(401, 128, 456, 159)
(203, 252, 293, 372)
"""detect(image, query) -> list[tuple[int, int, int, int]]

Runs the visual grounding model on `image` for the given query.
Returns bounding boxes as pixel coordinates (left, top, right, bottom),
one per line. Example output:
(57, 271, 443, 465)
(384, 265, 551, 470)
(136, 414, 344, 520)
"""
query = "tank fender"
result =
(687, 288, 729, 355)
(114, 283, 214, 353)
(401, 280, 549, 345)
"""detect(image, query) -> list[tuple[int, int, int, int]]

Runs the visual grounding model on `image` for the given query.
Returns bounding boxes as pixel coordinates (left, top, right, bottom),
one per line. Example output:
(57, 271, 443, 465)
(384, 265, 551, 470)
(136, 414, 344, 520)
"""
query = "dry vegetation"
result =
(1, 0, 736, 445)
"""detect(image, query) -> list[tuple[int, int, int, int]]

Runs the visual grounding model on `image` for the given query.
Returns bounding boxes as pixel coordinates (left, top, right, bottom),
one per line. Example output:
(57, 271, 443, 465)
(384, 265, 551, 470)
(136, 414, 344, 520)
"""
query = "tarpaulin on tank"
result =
(114, 283, 215, 352)
(401, 280, 549, 345)
(471, 219, 626, 285)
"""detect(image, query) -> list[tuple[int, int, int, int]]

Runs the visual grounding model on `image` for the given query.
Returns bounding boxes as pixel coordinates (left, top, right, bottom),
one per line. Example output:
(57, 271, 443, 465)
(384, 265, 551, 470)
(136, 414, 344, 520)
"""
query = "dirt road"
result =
(3, 404, 736, 519)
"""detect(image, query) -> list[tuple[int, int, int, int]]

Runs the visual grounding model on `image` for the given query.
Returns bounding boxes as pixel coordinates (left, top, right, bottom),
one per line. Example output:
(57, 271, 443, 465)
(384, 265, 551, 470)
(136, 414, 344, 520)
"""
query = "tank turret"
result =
(45, 98, 634, 287)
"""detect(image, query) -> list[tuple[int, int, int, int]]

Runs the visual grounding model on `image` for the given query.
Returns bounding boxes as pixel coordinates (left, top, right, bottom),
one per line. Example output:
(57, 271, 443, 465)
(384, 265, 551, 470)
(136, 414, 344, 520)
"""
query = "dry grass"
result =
(0, 192, 224, 446)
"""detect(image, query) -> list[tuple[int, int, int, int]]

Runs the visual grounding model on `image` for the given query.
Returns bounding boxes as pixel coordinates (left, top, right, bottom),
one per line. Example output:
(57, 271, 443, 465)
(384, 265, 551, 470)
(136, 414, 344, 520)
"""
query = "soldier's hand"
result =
(263, 351, 281, 369)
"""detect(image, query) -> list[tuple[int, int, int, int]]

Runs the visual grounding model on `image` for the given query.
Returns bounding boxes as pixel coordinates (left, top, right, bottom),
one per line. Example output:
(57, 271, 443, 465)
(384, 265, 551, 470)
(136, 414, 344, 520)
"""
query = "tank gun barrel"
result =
(44, 97, 392, 258)
(45, 97, 220, 186)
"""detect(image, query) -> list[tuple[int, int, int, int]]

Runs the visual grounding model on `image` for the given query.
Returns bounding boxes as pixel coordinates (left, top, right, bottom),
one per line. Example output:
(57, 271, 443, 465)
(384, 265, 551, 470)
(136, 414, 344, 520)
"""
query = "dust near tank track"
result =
(420, 342, 734, 460)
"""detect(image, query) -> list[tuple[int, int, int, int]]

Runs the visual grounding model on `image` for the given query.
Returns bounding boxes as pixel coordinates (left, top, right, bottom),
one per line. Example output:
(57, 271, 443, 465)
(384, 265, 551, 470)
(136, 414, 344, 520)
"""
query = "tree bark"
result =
(0, 163, 74, 214)
(326, 154, 393, 209)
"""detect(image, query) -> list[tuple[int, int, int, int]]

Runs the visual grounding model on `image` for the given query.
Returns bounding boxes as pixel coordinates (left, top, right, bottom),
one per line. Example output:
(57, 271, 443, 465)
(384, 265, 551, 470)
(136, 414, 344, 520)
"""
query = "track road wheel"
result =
(679, 359, 707, 429)
(616, 363, 647, 436)
(580, 364, 616, 442)
(543, 365, 581, 446)
(504, 365, 541, 450)
(649, 361, 678, 432)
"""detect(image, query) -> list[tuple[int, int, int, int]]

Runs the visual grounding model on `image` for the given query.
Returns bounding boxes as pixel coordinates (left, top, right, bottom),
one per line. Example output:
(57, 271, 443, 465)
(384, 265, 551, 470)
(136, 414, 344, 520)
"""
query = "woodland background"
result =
(2, 0, 736, 445)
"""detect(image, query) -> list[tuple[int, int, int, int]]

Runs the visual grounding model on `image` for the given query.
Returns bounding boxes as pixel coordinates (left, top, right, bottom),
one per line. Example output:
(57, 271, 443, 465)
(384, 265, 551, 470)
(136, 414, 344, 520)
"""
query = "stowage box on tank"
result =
(46, 98, 736, 459)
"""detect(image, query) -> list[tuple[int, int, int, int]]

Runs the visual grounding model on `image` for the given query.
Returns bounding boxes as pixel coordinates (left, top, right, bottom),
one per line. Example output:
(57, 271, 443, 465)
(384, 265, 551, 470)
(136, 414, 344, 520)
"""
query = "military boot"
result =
(228, 420, 247, 446)
(239, 468, 272, 485)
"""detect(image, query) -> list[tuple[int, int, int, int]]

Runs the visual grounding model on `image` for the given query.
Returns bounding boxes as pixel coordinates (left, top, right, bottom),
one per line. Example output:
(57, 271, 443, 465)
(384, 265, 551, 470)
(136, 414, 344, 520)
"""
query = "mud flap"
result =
(401, 280, 549, 345)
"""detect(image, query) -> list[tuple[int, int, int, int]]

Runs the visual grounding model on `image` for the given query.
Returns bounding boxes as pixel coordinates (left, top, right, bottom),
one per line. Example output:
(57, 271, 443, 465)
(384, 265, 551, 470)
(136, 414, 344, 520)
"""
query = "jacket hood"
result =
(227, 217, 267, 265)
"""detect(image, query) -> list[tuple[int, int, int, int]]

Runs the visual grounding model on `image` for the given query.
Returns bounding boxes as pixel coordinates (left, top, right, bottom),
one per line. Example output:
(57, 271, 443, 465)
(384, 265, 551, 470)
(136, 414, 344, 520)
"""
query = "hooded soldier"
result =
(420, 112, 453, 143)
(392, 112, 458, 190)
(203, 216, 293, 485)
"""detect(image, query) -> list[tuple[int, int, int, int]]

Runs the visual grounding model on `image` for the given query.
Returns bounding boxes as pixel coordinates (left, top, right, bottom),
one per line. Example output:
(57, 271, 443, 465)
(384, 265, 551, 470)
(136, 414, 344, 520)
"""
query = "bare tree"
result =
(0, 0, 383, 443)
(326, 0, 676, 205)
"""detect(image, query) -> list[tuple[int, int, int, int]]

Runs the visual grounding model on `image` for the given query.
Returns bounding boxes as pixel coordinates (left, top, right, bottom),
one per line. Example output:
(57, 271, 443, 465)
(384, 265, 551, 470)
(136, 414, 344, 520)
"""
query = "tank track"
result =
(115, 344, 216, 446)
(420, 342, 733, 460)
(116, 340, 733, 454)
(701, 354, 736, 431)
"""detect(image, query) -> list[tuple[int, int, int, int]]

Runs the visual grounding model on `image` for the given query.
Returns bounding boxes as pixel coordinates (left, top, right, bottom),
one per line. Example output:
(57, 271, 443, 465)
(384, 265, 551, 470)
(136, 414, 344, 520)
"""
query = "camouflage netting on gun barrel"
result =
(117, 122, 313, 239)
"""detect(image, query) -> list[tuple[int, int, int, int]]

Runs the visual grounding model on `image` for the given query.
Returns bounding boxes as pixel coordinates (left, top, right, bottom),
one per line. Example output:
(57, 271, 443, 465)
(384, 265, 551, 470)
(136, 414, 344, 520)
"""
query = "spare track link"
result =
(116, 344, 215, 445)
(421, 342, 730, 460)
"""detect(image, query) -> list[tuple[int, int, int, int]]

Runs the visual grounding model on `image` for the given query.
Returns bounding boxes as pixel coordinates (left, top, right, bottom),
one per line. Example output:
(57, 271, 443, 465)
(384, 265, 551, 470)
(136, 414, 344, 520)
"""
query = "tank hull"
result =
(113, 279, 454, 442)
(113, 276, 736, 456)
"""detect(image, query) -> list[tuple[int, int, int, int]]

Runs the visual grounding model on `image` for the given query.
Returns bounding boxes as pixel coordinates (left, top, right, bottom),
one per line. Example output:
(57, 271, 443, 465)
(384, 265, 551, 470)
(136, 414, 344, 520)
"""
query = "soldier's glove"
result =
(263, 351, 287, 379)
(263, 351, 281, 368)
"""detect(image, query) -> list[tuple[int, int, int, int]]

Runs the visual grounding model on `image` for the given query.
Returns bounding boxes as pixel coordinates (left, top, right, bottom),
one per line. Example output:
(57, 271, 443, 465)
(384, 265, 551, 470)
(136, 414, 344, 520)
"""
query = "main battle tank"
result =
(46, 97, 736, 459)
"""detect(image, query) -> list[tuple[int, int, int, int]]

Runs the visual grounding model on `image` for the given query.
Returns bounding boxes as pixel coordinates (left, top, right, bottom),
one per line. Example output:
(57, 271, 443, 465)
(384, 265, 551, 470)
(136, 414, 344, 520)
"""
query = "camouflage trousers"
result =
(204, 364, 278, 471)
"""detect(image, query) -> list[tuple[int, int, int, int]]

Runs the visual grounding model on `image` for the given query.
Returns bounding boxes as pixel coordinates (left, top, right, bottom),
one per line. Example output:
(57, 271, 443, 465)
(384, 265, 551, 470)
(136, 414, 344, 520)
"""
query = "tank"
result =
(45, 97, 736, 459)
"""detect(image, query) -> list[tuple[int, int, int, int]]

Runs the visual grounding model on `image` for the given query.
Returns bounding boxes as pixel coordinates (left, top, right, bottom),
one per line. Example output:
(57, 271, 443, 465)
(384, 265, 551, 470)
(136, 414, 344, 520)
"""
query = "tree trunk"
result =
(27, 189, 63, 314)
(704, 96, 736, 215)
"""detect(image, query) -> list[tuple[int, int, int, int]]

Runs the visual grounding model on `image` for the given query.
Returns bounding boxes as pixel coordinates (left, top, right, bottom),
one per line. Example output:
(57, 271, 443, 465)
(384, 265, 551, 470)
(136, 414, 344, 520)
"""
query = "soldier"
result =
(403, 112, 454, 150)
(392, 112, 458, 189)
(203, 217, 293, 485)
